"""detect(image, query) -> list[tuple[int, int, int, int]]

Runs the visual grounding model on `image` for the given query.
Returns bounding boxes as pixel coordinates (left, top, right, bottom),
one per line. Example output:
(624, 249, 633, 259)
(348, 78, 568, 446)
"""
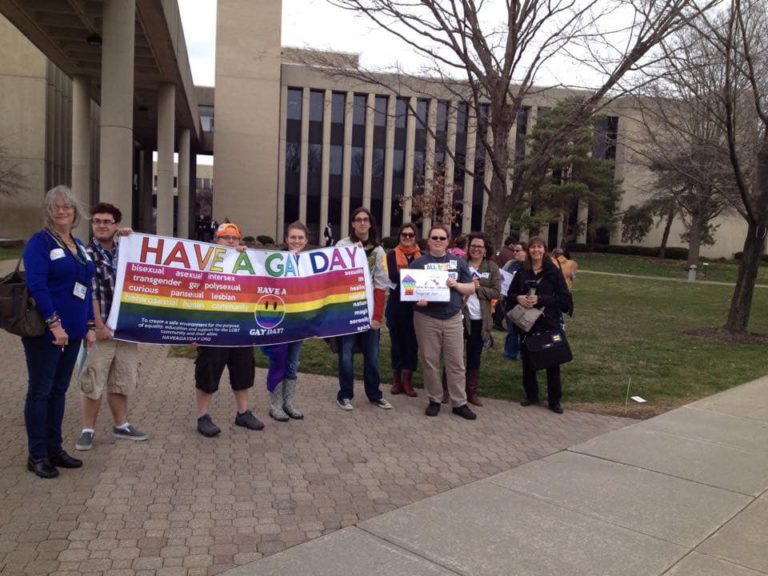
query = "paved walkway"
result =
(223, 375, 768, 576)
(0, 329, 628, 576)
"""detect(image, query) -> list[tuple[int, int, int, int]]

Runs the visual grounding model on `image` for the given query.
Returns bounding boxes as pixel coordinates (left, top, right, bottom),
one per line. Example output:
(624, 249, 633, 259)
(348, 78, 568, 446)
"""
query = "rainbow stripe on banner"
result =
(108, 234, 373, 346)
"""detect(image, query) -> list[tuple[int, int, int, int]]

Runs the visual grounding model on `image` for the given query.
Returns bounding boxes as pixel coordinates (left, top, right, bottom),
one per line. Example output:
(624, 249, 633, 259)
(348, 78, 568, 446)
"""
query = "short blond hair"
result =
(43, 185, 82, 229)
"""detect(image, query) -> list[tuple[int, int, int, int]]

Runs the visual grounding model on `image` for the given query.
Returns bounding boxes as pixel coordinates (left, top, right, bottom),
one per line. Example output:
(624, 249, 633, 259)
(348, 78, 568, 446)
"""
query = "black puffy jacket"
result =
(507, 259, 572, 329)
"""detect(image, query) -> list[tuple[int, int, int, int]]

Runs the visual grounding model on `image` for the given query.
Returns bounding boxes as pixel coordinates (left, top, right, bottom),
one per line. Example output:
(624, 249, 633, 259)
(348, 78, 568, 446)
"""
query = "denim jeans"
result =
(284, 340, 303, 380)
(337, 329, 382, 402)
(504, 317, 520, 359)
(22, 335, 82, 458)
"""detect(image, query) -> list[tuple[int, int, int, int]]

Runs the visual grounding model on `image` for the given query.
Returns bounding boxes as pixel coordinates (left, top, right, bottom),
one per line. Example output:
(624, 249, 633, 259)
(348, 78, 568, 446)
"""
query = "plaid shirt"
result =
(87, 238, 118, 324)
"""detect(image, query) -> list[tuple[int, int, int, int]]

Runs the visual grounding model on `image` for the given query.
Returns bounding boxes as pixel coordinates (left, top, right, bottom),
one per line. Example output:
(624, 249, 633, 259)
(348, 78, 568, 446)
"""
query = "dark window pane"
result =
(310, 90, 324, 122)
(374, 96, 387, 127)
(330, 144, 342, 175)
(331, 92, 345, 124)
(308, 144, 322, 175)
(353, 94, 366, 126)
(396, 98, 408, 129)
(287, 88, 302, 121)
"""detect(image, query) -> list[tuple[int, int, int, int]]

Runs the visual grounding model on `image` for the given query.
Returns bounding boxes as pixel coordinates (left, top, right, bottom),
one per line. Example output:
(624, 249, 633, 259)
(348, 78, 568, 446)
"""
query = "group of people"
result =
(19, 185, 572, 479)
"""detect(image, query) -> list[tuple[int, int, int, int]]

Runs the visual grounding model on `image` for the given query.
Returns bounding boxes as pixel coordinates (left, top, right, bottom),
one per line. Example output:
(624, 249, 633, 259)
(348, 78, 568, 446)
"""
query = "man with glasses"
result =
(75, 203, 148, 451)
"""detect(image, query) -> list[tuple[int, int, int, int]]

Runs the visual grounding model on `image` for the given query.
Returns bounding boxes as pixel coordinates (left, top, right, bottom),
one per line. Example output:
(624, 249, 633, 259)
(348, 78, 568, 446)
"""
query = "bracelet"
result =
(45, 313, 61, 327)
(48, 321, 61, 330)
(88, 326, 97, 332)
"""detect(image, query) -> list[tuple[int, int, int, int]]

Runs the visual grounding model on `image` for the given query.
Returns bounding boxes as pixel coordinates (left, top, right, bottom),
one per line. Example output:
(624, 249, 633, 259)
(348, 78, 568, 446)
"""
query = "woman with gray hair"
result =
(21, 185, 96, 478)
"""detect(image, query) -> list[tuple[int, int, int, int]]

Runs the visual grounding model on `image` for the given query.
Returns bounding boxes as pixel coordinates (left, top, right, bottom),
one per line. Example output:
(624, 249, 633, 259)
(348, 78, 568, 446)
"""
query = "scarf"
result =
(394, 243, 421, 270)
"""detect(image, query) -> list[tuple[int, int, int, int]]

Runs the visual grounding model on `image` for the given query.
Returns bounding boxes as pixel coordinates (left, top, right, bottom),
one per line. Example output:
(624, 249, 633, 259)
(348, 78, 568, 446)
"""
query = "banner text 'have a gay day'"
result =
(107, 234, 373, 346)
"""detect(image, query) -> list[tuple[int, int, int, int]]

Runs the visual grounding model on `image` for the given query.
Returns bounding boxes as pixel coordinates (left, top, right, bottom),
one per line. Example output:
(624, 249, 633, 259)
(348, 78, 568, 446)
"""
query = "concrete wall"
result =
(0, 16, 48, 239)
(213, 0, 282, 239)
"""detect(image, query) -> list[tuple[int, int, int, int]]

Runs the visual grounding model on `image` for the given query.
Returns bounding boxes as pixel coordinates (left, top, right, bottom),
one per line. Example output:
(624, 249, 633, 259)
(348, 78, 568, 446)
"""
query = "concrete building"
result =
(0, 0, 755, 257)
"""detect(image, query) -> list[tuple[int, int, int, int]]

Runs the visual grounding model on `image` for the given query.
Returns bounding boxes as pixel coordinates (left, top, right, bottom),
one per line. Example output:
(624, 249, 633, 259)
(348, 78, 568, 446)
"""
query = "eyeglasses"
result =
(469, 245, 485, 250)
(400, 232, 415, 238)
(353, 217, 370, 223)
(218, 235, 240, 242)
(91, 218, 116, 226)
(53, 204, 74, 213)
(430, 236, 448, 241)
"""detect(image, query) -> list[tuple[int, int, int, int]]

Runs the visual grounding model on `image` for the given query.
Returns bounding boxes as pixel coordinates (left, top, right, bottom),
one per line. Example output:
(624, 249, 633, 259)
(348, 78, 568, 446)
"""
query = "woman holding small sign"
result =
(462, 233, 501, 407)
(409, 224, 477, 420)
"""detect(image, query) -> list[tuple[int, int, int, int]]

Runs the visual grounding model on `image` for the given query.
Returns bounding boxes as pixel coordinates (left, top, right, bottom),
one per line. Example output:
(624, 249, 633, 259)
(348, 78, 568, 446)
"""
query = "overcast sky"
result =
(178, 0, 425, 87)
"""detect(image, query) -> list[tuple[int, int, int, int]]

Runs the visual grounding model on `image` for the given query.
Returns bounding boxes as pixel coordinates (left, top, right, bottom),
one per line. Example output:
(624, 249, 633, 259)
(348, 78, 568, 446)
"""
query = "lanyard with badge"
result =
(47, 229, 90, 300)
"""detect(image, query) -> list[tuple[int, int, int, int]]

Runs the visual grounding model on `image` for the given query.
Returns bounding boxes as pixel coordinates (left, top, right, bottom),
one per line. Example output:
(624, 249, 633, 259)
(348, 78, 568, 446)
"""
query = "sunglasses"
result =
(400, 232, 415, 238)
(430, 236, 448, 241)
(469, 245, 485, 250)
(353, 217, 370, 223)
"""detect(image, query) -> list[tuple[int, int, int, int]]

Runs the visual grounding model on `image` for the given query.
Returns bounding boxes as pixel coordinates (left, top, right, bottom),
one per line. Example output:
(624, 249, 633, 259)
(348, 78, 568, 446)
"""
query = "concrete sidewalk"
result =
(224, 376, 768, 576)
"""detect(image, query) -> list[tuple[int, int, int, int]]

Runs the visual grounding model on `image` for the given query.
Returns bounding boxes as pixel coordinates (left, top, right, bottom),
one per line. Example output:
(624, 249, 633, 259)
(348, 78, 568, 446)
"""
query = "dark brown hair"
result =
(90, 202, 122, 224)
(349, 207, 379, 246)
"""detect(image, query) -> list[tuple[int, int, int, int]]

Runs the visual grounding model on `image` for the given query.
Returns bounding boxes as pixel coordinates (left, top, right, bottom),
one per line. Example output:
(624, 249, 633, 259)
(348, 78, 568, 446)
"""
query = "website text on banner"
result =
(107, 234, 373, 346)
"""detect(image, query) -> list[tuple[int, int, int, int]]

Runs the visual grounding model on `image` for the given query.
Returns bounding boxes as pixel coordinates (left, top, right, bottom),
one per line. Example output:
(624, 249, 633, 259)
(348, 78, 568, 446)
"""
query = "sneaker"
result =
(112, 424, 149, 441)
(452, 404, 477, 420)
(425, 401, 441, 417)
(197, 414, 221, 437)
(235, 410, 265, 431)
(75, 430, 94, 451)
(371, 398, 393, 410)
(337, 398, 354, 411)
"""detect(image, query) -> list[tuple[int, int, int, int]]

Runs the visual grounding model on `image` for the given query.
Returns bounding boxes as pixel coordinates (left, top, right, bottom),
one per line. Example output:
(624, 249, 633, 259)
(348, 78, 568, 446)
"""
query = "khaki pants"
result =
(413, 311, 467, 407)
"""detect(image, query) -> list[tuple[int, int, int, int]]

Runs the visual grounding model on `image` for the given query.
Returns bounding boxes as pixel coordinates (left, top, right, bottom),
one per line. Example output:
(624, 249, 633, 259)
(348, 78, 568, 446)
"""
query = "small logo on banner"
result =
(255, 295, 286, 329)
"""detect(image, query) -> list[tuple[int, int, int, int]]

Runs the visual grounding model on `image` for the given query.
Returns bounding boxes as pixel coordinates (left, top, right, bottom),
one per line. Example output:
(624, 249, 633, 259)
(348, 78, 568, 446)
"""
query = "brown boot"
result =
(402, 370, 418, 397)
(390, 370, 403, 395)
(441, 369, 449, 404)
(466, 369, 483, 406)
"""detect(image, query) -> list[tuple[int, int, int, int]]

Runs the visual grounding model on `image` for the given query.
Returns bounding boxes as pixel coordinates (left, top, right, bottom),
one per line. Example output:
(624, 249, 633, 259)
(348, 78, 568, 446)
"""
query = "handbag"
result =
(507, 304, 544, 333)
(524, 328, 573, 370)
(0, 255, 46, 337)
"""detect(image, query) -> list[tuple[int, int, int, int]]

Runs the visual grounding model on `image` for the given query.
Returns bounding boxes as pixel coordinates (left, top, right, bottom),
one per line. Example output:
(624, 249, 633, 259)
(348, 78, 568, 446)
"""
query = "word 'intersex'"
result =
(138, 236, 360, 277)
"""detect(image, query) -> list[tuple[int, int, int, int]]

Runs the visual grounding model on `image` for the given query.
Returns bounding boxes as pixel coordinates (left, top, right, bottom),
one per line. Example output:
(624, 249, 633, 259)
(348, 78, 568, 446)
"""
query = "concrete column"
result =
(462, 108, 477, 234)
(403, 96, 417, 225)
(320, 89, 332, 237)
(382, 95, 395, 237)
(482, 119, 493, 229)
(99, 0, 135, 225)
(72, 75, 91, 239)
(577, 200, 589, 243)
(156, 83, 175, 236)
(299, 87, 309, 224)
(423, 98, 437, 236)
(177, 128, 191, 238)
(341, 91, 353, 238)
(277, 84, 288, 234)
(520, 106, 538, 242)
(363, 93, 375, 208)
(138, 149, 154, 233)
(445, 101, 457, 228)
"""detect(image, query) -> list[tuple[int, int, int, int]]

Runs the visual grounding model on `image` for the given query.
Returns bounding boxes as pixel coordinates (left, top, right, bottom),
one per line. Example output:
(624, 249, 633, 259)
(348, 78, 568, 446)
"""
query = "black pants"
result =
(195, 346, 255, 393)
(465, 319, 484, 371)
(521, 346, 561, 406)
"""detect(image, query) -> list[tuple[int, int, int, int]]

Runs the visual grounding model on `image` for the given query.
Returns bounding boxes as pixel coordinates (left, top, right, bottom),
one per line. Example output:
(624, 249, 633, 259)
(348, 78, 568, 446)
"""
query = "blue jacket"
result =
(23, 229, 96, 340)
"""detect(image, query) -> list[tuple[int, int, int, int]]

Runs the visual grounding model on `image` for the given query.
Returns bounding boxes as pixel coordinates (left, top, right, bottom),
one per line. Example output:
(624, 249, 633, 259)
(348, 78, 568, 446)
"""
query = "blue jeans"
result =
(337, 329, 382, 402)
(504, 317, 520, 359)
(283, 341, 303, 380)
(22, 335, 82, 458)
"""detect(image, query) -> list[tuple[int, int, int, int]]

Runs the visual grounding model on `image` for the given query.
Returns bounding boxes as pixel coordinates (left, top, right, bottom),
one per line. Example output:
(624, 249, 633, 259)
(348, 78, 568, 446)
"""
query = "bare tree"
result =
(309, 0, 717, 248)
(653, 0, 768, 332)
(398, 163, 464, 229)
(0, 141, 27, 197)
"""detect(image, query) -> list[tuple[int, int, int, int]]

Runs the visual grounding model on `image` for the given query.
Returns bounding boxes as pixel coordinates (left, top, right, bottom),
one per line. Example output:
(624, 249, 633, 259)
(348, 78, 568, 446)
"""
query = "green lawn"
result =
(0, 247, 22, 261)
(576, 252, 768, 285)
(171, 268, 768, 419)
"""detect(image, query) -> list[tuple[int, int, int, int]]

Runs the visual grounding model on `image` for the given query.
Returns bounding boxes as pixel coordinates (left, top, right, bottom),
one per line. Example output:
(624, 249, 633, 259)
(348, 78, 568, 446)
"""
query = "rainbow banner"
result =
(107, 233, 373, 346)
